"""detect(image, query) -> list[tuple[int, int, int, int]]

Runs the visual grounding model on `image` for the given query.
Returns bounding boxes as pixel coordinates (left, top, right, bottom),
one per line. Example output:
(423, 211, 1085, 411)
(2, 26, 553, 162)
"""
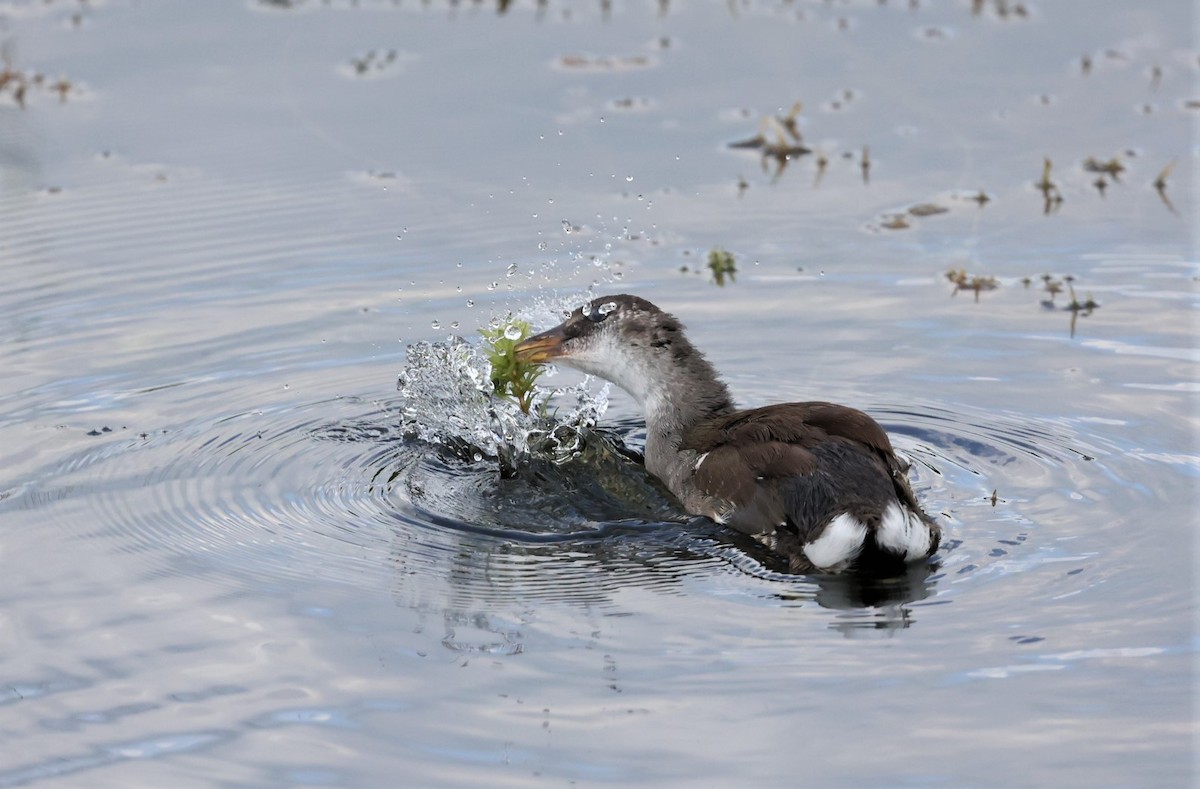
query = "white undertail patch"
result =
(693, 452, 709, 471)
(802, 513, 868, 570)
(876, 502, 932, 560)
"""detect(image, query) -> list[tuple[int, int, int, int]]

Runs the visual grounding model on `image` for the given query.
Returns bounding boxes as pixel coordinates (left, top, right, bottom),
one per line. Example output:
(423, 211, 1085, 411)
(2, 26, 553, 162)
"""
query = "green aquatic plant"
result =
(707, 247, 738, 286)
(480, 317, 543, 415)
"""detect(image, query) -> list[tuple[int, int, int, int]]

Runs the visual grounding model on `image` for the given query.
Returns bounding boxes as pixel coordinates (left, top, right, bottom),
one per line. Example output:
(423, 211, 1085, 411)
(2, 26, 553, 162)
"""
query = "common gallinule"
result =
(514, 294, 941, 574)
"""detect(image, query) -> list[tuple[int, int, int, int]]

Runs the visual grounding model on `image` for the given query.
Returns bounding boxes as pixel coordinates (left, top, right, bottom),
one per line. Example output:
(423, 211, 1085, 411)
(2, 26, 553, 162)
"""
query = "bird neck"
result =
(636, 345, 735, 477)
(643, 362, 733, 436)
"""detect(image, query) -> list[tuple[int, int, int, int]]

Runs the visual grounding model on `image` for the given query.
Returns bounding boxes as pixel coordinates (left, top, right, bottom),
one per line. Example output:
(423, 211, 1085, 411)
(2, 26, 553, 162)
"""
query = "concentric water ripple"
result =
(1, 393, 1115, 610)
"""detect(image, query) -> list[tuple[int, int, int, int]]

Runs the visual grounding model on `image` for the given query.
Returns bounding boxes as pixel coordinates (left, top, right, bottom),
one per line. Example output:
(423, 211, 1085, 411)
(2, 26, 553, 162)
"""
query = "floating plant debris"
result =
(1032, 274, 1101, 337)
(1038, 273, 1066, 303)
(946, 268, 998, 302)
(0, 45, 77, 109)
(1153, 161, 1178, 215)
(728, 101, 804, 150)
(728, 101, 812, 181)
(874, 197, 956, 231)
(1083, 156, 1125, 181)
(814, 151, 829, 186)
(971, 0, 1030, 19)
(1036, 158, 1063, 214)
(556, 53, 654, 72)
(775, 100, 803, 141)
(1063, 278, 1100, 338)
(707, 247, 738, 286)
(344, 48, 404, 78)
(608, 96, 654, 112)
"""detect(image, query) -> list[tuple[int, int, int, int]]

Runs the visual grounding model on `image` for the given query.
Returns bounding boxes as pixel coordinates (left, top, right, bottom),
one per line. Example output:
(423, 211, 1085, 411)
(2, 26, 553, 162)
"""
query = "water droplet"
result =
(532, 213, 539, 219)
(431, 320, 441, 329)
(466, 299, 475, 307)
(507, 263, 519, 277)
(487, 282, 498, 291)
(598, 301, 618, 315)
(503, 324, 523, 341)
(473, 452, 483, 462)
(537, 241, 548, 251)
(450, 321, 460, 329)
(637, 194, 644, 200)
(625, 175, 634, 182)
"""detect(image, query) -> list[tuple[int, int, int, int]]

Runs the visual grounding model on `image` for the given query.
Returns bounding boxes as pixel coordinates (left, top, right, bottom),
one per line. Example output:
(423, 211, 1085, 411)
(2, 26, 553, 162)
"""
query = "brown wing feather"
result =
(684, 401, 922, 515)
(692, 441, 816, 501)
(682, 402, 893, 455)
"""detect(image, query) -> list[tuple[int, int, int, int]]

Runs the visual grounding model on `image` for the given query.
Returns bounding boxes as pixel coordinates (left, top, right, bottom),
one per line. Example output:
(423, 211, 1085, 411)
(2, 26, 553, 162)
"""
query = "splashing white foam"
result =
(396, 296, 610, 468)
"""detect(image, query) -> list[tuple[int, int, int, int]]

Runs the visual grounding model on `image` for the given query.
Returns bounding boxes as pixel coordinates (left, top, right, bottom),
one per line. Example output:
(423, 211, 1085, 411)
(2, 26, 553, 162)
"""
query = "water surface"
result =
(0, 1, 1196, 786)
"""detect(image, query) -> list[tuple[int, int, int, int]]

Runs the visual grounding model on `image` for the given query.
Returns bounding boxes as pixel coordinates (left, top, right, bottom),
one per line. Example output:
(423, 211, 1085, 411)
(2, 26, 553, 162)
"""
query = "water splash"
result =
(395, 300, 610, 474)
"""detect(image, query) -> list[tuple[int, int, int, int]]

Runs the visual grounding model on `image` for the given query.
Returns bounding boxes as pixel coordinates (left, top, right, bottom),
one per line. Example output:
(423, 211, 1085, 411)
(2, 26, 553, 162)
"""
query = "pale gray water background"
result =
(1, 0, 1197, 786)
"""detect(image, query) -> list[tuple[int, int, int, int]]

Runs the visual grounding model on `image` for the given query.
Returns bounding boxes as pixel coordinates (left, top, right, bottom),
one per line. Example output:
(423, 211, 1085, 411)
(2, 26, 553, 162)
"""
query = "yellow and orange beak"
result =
(513, 324, 568, 364)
